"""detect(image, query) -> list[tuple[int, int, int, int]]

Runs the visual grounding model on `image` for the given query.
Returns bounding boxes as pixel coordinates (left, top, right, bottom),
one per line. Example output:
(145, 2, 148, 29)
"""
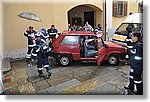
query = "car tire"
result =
(59, 56, 70, 66)
(108, 55, 119, 65)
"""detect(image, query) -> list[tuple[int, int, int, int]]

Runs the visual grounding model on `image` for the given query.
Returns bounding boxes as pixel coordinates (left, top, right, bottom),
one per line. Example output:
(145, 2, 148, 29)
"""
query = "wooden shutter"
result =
(113, 1, 118, 17)
(124, 1, 128, 16)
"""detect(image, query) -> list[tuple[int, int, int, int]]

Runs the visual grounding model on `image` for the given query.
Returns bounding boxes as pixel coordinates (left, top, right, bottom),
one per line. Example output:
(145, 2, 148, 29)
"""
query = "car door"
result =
(97, 38, 105, 66)
(61, 35, 80, 59)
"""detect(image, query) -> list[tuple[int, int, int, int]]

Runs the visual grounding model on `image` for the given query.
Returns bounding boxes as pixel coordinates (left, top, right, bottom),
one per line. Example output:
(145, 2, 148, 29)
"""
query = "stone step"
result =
(1, 58, 11, 72)
(62, 78, 100, 95)
(46, 79, 81, 94)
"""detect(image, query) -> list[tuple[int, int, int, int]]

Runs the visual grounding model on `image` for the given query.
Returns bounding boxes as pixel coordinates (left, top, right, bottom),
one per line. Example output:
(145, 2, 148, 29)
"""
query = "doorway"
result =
(84, 11, 94, 28)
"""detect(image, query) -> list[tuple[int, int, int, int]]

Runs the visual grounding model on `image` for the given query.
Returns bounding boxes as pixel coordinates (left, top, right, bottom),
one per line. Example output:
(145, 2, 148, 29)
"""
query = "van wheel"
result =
(108, 55, 119, 65)
(59, 56, 70, 66)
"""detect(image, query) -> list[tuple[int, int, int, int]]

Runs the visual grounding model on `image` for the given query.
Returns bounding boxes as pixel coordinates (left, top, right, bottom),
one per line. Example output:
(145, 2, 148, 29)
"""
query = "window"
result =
(62, 36, 79, 44)
(115, 23, 142, 35)
(113, 1, 128, 17)
(138, 1, 143, 13)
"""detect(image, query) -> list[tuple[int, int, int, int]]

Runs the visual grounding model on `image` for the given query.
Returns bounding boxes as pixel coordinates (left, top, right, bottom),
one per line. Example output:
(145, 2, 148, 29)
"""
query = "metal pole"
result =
(103, 0, 107, 41)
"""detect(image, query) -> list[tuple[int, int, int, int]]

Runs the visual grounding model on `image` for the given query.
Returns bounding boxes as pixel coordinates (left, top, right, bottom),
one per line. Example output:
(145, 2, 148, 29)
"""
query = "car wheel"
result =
(108, 55, 119, 65)
(59, 56, 70, 66)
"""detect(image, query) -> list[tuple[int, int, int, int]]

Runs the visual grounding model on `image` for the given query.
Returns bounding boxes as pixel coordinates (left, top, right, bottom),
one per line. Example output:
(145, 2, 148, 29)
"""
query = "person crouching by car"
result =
(24, 26, 36, 62)
(32, 37, 52, 78)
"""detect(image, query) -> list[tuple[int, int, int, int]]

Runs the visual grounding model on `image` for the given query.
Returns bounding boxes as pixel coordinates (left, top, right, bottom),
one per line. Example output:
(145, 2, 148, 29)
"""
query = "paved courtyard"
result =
(2, 57, 135, 95)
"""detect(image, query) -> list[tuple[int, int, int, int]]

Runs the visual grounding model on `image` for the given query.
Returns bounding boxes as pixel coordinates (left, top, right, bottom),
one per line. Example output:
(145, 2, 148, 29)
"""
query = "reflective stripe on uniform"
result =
(38, 68, 43, 70)
(26, 54, 31, 58)
(49, 33, 57, 35)
(26, 54, 31, 56)
(41, 39, 46, 43)
(44, 65, 49, 68)
(130, 68, 134, 73)
(31, 53, 37, 56)
(28, 45, 34, 47)
(32, 44, 36, 47)
(130, 49, 136, 54)
(36, 48, 40, 53)
(134, 80, 142, 84)
(43, 46, 47, 50)
(24, 31, 28, 35)
(134, 56, 143, 60)
(127, 46, 133, 49)
(26, 56, 31, 58)
(129, 76, 134, 79)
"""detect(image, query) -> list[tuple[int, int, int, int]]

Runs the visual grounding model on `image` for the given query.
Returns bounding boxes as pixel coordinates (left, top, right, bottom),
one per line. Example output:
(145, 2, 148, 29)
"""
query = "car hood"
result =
(104, 41, 125, 49)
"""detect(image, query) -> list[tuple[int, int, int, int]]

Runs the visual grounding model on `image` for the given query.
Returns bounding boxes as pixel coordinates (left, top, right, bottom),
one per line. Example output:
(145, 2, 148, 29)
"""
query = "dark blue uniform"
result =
(24, 30, 36, 61)
(47, 28, 58, 39)
(129, 39, 143, 94)
(32, 40, 52, 77)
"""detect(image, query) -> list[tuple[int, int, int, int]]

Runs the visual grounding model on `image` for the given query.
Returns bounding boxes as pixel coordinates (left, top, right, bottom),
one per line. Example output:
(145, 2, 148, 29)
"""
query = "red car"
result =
(52, 31, 126, 66)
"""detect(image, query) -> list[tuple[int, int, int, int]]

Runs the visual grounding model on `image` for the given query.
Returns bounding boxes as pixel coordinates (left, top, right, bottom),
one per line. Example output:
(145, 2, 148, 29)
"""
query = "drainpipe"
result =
(106, 0, 113, 41)
(103, 0, 107, 41)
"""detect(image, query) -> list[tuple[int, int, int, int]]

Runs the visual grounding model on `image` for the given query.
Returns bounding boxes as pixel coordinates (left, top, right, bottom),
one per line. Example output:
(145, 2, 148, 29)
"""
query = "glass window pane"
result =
(62, 36, 79, 44)
(118, 1, 123, 15)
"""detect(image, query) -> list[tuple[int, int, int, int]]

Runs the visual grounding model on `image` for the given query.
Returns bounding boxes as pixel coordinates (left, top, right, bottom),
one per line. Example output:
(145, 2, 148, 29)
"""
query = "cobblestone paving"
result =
(2, 58, 135, 95)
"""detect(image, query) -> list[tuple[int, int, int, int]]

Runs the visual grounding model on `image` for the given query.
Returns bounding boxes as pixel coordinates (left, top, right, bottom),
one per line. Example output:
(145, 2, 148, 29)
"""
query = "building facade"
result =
(0, 0, 141, 58)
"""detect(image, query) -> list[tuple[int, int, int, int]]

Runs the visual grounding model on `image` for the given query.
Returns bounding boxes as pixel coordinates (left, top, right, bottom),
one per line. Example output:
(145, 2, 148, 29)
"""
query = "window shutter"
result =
(124, 1, 128, 16)
(113, 1, 118, 17)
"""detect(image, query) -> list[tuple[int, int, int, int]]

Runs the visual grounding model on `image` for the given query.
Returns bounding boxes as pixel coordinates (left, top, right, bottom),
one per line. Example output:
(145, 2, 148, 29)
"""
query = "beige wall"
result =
(0, 2, 3, 57)
(2, 0, 103, 57)
(2, 0, 138, 58)
(112, 0, 139, 28)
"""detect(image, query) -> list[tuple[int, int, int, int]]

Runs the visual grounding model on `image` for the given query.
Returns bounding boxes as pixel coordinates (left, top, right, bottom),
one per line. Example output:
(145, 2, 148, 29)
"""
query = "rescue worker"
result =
(125, 32, 133, 60)
(124, 31, 143, 95)
(24, 26, 36, 62)
(47, 25, 60, 47)
(33, 37, 52, 78)
(125, 24, 135, 61)
(47, 25, 60, 39)
(32, 28, 51, 63)
(35, 28, 48, 44)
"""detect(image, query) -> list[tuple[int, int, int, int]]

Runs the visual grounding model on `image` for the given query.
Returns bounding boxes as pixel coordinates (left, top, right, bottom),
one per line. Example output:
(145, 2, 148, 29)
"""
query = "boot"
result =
(38, 69, 43, 77)
(47, 72, 52, 78)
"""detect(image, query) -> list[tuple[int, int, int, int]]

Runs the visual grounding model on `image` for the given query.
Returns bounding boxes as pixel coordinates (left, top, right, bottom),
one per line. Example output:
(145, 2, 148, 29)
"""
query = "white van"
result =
(112, 13, 143, 47)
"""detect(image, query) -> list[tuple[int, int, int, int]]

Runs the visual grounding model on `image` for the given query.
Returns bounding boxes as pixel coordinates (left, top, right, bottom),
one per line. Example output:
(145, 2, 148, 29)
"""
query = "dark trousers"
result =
(129, 67, 143, 95)
(26, 46, 33, 62)
(37, 58, 51, 74)
(27, 46, 33, 56)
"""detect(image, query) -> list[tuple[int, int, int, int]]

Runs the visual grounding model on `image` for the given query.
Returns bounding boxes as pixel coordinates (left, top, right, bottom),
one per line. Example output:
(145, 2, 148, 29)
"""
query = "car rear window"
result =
(61, 35, 79, 44)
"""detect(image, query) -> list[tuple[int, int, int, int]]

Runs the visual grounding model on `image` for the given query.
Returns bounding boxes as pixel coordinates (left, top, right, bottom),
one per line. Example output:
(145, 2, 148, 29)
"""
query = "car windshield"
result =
(115, 23, 142, 35)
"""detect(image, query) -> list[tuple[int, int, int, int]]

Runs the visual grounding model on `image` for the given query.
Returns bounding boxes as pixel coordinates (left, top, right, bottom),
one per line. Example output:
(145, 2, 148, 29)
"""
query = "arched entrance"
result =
(67, 4, 103, 29)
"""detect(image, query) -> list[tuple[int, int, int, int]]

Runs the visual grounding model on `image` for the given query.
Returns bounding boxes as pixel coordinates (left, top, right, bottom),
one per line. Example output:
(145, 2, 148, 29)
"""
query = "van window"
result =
(115, 23, 142, 35)
(62, 36, 79, 44)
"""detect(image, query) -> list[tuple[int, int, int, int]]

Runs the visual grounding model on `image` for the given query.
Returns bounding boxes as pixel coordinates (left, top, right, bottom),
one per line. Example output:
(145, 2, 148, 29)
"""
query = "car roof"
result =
(62, 31, 95, 36)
